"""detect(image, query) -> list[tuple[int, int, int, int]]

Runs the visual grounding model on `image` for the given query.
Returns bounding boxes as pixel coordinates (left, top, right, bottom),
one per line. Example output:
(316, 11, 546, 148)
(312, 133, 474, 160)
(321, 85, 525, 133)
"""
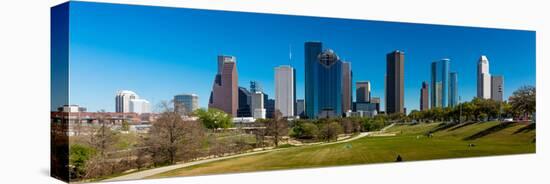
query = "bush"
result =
(69, 144, 96, 179)
(319, 122, 343, 142)
(291, 122, 319, 139)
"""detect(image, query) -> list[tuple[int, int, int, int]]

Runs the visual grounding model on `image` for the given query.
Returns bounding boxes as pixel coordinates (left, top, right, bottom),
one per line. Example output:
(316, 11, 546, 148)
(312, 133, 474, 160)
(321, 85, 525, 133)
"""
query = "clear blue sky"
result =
(66, 1, 535, 113)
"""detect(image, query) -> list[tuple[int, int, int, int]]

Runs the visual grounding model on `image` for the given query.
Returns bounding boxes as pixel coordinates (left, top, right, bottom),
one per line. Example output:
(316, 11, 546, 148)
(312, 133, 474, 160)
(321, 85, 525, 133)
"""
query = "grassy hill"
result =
(151, 121, 535, 178)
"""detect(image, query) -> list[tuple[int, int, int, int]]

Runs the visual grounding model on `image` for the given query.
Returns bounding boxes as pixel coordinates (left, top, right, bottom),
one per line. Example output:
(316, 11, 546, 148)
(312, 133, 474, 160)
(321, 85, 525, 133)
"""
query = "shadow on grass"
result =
(513, 123, 536, 134)
(426, 122, 457, 135)
(463, 122, 517, 140)
(449, 122, 476, 131)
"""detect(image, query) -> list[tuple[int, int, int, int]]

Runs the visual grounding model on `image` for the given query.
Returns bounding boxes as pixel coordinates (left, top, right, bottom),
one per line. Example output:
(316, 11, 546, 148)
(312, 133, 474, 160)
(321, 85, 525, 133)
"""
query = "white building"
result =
(130, 99, 151, 114)
(116, 90, 138, 113)
(116, 90, 150, 114)
(251, 92, 266, 119)
(275, 65, 295, 117)
(477, 55, 491, 99)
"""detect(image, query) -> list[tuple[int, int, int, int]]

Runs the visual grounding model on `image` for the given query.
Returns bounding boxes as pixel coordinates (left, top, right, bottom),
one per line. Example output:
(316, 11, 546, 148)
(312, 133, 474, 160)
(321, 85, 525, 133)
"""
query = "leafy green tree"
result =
(509, 86, 536, 119)
(194, 108, 233, 129)
(291, 121, 319, 139)
(69, 144, 96, 179)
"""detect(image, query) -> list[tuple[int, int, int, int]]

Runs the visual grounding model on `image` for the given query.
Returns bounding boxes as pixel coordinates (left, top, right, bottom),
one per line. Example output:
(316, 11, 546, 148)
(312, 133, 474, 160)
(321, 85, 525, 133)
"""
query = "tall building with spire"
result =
(209, 55, 238, 116)
(477, 55, 491, 99)
(386, 50, 405, 114)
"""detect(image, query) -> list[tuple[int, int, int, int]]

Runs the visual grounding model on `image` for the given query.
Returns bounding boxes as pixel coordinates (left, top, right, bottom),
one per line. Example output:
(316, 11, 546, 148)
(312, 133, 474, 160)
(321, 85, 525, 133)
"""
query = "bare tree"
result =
(264, 110, 289, 147)
(146, 101, 206, 165)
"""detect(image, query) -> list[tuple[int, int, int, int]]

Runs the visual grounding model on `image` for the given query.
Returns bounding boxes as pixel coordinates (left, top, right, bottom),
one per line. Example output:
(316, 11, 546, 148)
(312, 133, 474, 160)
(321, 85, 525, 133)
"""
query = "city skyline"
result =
(64, 2, 536, 113)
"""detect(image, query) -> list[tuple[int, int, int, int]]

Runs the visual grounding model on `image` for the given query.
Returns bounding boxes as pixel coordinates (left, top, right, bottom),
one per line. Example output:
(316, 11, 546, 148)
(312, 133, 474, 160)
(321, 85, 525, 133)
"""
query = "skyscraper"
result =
(491, 75, 504, 102)
(315, 49, 343, 118)
(275, 65, 295, 117)
(449, 72, 458, 107)
(420, 81, 429, 111)
(304, 41, 322, 118)
(386, 50, 405, 114)
(251, 92, 266, 119)
(237, 87, 251, 117)
(208, 55, 238, 116)
(356, 81, 371, 103)
(116, 90, 137, 113)
(341, 61, 353, 113)
(477, 55, 491, 99)
(174, 94, 199, 115)
(431, 59, 450, 108)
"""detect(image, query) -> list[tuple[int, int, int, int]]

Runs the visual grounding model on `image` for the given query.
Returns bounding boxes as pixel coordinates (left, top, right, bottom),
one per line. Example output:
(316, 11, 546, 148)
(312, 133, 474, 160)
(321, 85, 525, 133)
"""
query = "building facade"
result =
(174, 94, 198, 115)
(491, 75, 504, 102)
(209, 55, 239, 116)
(449, 72, 458, 107)
(304, 41, 323, 118)
(275, 65, 295, 117)
(116, 90, 138, 113)
(386, 50, 405, 114)
(420, 81, 429, 111)
(251, 92, 266, 119)
(356, 81, 371, 103)
(315, 49, 343, 118)
(237, 87, 252, 117)
(296, 99, 305, 118)
(341, 61, 353, 113)
(431, 59, 450, 108)
(477, 55, 491, 99)
(130, 99, 151, 114)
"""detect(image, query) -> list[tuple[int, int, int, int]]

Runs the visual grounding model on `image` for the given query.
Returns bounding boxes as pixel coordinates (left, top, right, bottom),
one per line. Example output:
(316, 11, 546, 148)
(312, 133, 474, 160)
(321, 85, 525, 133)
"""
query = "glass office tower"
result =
(449, 72, 458, 107)
(304, 41, 322, 118)
(431, 59, 450, 108)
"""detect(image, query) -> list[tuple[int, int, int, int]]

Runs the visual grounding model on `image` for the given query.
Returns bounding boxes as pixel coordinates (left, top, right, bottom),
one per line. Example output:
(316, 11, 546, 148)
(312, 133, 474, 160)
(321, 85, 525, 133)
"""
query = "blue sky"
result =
(66, 1, 536, 113)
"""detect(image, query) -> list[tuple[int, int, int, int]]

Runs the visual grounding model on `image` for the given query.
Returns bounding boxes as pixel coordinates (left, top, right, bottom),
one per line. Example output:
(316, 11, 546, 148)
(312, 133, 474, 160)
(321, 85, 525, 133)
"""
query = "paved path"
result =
(104, 124, 393, 182)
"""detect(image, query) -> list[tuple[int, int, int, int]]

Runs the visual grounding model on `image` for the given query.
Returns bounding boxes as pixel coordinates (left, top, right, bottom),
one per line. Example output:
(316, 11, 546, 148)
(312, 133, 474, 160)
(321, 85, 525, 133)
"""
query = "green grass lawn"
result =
(151, 121, 535, 178)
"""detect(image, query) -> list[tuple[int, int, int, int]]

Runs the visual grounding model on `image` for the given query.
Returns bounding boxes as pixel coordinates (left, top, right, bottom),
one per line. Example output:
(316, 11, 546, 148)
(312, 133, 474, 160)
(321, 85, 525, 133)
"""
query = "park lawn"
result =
(150, 121, 535, 178)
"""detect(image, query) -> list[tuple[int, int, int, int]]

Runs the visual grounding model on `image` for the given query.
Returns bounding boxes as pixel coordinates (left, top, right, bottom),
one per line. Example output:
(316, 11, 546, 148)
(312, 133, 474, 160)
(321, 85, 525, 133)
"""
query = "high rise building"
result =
(209, 55, 239, 116)
(174, 94, 198, 115)
(296, 99, 305, 118)
(316, 49, 343, 118)
(386, 50, 405, 114)
(250, 81, 263, 93)
(431, 59, 450, 108)
(275, 65, 295, 117)
(449, 72, 458, 107)
(420, 81, 429, 111)
(304, 42, 344, 118)
(491, 75, 504, 102)
(130, 99, 151, 114)
(116, 90, 138, 113)
(342, 61, 353, 113)
(304, 41, 323, 118)
(477, 55, 491, 99)
(237, 87, 252, 117)
(251, 92, 266, 119)
(356, 81, 371, 103)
